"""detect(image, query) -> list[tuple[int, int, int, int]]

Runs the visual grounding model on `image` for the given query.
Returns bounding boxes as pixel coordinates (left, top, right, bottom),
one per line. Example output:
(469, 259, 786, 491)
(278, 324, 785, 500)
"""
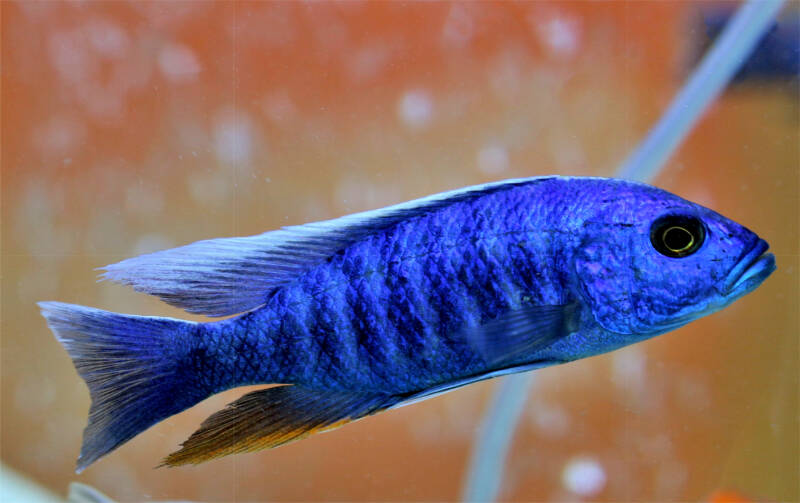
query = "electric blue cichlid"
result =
(39, 176, 775, 472)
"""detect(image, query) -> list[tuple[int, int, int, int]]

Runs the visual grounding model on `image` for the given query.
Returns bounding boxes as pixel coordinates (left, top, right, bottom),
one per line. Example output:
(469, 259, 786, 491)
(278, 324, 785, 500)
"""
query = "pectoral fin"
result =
(162, 386, 398, 466)
(460, 302, 580, 366)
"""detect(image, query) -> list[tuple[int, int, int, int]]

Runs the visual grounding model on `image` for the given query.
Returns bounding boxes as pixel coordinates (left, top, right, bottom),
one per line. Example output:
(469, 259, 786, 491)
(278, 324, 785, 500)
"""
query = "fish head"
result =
(574, 182, 775, 337)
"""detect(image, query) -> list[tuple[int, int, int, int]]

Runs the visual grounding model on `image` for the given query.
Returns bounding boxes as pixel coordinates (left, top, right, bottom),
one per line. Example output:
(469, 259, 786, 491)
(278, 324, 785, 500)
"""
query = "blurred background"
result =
(1, 2, 797, 502)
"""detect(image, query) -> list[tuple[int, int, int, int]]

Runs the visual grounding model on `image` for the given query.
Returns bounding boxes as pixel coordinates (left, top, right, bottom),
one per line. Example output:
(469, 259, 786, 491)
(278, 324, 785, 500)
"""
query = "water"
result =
(2, 2, 797, 501)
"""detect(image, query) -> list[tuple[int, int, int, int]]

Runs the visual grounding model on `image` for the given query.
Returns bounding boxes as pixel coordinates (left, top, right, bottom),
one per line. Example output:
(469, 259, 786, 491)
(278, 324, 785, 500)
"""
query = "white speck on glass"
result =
(530, 11, 581, 59)
(348, 44, 390, 83)
(477, 143, 510, 175)
(441, 4, 474, 50)
(33, 116, 87, 156)
(85, 18, 130, 59)
(612, 345, 647, 388)
(214, 110, 253, 164)
(562, 456, 606, 497)
(398, 89, 434, 130)
(48, 30, 90, 85)
(158, 43, 201, 83)
(530, 402, 571, 438)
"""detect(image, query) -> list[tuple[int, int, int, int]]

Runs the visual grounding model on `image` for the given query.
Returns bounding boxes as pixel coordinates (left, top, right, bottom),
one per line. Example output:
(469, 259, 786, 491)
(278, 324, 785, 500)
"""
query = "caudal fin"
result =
(39, 301, 199, 473)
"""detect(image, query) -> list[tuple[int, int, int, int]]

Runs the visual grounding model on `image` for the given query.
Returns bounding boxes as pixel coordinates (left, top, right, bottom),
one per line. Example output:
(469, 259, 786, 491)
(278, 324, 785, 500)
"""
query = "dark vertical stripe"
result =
(508, 240, 549, 304)
(346, 276, 391, 386)
(274, 288, 312, 381)
(475, 242, 512, 318)
(339, 240, 395, 388)
(308, 278, 347, 386)
(385, 259, 427, 367)
(424, 244, 466, 348)
(457, 241, 510, 323)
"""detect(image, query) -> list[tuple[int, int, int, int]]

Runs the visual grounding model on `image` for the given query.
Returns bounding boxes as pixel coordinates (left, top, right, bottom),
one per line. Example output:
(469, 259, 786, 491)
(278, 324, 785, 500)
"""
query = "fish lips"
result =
(722, 239, 776, 298)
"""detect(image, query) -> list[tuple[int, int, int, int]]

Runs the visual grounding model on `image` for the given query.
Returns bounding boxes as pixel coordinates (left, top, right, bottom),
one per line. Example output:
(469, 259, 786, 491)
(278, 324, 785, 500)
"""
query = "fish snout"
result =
(722, 238, 776, 296)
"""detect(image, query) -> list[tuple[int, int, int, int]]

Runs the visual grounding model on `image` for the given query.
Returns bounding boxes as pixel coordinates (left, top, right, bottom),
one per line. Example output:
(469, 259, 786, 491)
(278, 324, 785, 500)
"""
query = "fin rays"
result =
(38, 301, 200, 473)
(163, 386, 397, 467)
(102, 178, 548, 317)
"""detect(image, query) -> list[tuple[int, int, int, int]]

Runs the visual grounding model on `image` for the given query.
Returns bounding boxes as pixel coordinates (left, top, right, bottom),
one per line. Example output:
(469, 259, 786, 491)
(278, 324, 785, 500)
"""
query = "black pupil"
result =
(663, 226, 693, 251)
(650, 215, 705, 258)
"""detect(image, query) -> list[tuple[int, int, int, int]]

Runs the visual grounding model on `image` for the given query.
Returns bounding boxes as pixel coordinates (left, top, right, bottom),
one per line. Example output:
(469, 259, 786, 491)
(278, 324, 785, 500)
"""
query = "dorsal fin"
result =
(101, 177, 549, 317)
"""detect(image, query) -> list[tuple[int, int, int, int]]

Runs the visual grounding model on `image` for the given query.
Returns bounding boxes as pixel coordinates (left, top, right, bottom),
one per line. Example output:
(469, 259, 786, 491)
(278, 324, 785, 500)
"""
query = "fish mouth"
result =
(723, 239, 776, 296)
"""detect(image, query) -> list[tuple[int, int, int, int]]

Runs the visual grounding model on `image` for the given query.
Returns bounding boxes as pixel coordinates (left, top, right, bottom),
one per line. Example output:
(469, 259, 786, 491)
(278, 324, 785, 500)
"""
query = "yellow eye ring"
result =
(661, 226, 695, 253)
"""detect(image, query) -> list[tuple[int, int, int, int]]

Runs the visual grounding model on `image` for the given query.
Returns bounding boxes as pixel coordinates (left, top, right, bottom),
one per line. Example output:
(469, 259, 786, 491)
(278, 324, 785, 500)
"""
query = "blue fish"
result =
(39, 176, 775, 472)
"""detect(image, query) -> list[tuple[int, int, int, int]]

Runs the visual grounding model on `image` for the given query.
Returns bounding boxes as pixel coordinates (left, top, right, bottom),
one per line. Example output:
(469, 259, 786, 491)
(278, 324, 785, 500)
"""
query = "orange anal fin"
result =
(162, 385, 398, 467)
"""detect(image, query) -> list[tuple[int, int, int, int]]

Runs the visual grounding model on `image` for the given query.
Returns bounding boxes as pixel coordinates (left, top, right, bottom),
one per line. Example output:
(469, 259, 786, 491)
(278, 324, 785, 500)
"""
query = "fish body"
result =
(39, 176, 775, 471)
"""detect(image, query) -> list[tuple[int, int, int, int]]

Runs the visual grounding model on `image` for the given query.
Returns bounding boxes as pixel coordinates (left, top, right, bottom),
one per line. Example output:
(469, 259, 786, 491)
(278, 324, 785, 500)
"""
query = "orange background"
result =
(2, 2, 797, 502)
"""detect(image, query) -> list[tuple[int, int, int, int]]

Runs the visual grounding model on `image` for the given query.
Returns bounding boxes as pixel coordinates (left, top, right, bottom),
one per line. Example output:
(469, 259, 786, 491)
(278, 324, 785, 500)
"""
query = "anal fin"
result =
(162, 385, 397, 466)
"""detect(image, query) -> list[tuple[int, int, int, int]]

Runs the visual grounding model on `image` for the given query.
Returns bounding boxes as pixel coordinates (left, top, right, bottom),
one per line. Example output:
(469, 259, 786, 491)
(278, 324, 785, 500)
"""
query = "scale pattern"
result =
(197, 180, 579, 395)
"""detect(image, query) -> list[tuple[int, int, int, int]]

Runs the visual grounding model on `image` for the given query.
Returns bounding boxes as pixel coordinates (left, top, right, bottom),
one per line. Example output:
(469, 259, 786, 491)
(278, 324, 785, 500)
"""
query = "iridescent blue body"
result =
(198, 180, 573, 394)
(39, 176, 775, 471)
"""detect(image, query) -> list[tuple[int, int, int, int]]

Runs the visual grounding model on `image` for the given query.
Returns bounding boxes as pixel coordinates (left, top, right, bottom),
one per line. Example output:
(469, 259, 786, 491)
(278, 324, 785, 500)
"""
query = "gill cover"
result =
(574, 223, 636, 334)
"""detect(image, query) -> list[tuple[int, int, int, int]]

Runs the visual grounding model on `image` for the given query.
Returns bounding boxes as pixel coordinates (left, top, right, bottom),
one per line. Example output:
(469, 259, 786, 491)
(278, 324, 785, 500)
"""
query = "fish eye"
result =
(650, 215, 705, 258)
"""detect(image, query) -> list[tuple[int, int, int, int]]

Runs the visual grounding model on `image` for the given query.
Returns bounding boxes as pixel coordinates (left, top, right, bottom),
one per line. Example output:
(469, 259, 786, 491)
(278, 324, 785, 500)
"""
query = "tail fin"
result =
(39, 301, 199, 473)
